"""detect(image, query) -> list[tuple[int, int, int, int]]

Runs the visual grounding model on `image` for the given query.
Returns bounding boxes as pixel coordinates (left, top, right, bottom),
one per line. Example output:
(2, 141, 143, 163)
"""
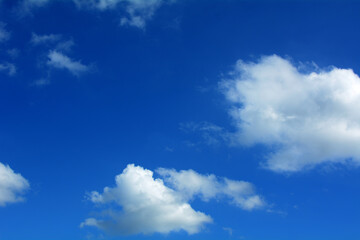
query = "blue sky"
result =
(1, 0, 360, 239)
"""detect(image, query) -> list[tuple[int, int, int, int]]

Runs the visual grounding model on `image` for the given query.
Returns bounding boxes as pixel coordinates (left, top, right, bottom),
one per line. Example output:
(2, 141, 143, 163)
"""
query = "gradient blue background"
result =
(1, 1, 360, 239)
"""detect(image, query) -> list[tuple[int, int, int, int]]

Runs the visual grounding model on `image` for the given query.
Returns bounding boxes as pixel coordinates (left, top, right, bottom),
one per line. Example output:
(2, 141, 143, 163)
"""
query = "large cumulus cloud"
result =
(81, 164, 212, 235)
(221, 55, 360, 172)
(82, 164, 264, 235)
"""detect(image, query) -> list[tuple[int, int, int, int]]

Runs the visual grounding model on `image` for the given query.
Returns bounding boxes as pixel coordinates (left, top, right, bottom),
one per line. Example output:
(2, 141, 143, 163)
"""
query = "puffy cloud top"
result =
(82, 164, 212, 235)
(0, 162, 30, 206)
(82, 164, 264, 236)
(221, 55, 360, 172)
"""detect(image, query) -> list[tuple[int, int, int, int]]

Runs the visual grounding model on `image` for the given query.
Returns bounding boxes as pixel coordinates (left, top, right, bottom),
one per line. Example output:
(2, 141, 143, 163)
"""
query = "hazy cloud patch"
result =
(75, 0, 172, 29)
(0, 63, 16, 76)
(0, 22, 10, 42)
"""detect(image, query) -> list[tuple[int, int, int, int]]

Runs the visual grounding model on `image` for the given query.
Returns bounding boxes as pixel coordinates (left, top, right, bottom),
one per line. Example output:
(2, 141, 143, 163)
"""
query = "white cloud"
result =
(0, 162, 30, 206)
(82, 164, 212, 235)
(29, 35, 83, 83)
(157, 168, 265, 210)
(221, 55, 360, 172)
(0, 22, 10, 42)
(47, 50, 89, 76)
(74, 0, 169, 28)
(0, 63, 16, 76)
(30, 33, 62, 45)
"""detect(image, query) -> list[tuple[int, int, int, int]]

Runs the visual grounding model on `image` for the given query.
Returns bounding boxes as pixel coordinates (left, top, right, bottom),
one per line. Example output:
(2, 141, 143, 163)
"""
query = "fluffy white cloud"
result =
(0, 162, 30, 206)
(82, 164, 212, 235)
(82, 164, 265, 236)
(221, 55, 360, 172)
(0, 63, 16, 76)
(0, 22, 10, 42)
(157, 168, 265, 210)
(47, 50, 89, 76)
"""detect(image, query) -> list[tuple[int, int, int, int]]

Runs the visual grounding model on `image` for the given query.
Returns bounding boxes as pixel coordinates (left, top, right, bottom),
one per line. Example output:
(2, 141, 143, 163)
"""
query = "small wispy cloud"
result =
(30, 33, 62, 45)
(31, 78, 50, 86)
(47, 50, 89, 76)
(18, 0, 51, 15)
(7, 48, 20, 59)
(55, 39, 74, 52)
(223, 227, 233, 236)
(23, 0, 50, 7)
(75, 0, 173, 29)
(0, 22, 10, 42)
(0, 63, 16, 76)
(266, 208, 288, 217)
(30, 33, 75, 52)
(15, 0, 174, 29)
(29, 33, 89, 84)
(180, 122, 229, 146)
